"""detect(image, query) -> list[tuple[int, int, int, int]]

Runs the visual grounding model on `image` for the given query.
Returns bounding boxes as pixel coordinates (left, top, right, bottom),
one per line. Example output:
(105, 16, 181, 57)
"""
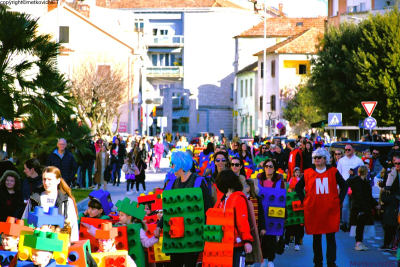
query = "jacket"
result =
(381, 185, 399, 226)
(22, 187, 79, 241)
(80, 141, 96, 162)
(111, 143, 127, 163)
(272, 151, 287, 171)
(215, 191, 254, 247)
(154, 143, 164, 155)
(0, 187, 24, 222)
(94, 152, 110, 184)
(288, 148, 302, 178)
(21, 175, 43, 202)
(46, 149, 78, 181)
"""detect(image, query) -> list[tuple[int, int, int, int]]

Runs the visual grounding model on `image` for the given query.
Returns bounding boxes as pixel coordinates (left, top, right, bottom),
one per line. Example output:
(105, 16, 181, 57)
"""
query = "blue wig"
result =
(171, 151, 193, 173)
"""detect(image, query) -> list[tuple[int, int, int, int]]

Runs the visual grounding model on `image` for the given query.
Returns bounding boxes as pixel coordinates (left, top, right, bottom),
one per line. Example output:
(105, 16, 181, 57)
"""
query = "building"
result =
(328, 0, 400, 26)
(233, 17, 326, 137)
(253, 28, 324, 136)
(95, 0, 264, 140)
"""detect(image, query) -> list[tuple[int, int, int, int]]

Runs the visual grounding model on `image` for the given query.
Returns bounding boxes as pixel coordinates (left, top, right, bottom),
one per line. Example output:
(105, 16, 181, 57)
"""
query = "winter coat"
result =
(380, 185, 399, 226)
(0, 187, 24, 222)
(46, 149, 78, 182)
(111, 143, 126, 165)
(94, 152, 110, 184)
(272, 151, 287, 171)
(21, 175, 43, 202)
(348, 176, 378, 226)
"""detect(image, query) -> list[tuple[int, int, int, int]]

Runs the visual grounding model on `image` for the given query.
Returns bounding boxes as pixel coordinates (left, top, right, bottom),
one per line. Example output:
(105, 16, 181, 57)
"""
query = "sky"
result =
(265, 0, 328, 17)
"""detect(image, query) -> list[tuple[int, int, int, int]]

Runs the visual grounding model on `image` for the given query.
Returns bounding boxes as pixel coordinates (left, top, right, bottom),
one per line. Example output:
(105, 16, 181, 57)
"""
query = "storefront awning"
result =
(172, 109, 189, 119)
(148, 47, 182, 53)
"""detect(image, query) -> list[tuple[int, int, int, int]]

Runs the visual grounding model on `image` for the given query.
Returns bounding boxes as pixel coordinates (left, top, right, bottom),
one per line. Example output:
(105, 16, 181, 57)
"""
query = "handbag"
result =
(104, 164, 112, 182)
(275, 235, 285, 255)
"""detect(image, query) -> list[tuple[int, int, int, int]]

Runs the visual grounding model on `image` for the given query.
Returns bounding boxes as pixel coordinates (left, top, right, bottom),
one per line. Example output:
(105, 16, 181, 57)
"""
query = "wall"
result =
(183, 9, 261, 137)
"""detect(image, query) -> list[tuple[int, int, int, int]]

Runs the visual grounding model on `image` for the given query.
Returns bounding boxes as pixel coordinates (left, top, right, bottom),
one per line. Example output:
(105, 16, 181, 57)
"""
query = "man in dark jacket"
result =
(79, 140, 96, 189)
(46, 139, 78, 186)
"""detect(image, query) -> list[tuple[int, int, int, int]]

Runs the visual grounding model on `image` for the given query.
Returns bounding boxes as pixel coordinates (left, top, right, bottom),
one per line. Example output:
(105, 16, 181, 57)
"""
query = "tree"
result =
(70, 57, 128, 136)
(0, 7, 74, 152)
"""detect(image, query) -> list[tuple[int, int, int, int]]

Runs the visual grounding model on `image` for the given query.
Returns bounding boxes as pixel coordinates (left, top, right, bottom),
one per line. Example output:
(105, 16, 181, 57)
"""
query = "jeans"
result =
(76, 166, 83, 188)
(341, 194, 350, 225)
(126, 179, 135, 191)
(261, 235, 276, 262)
(81, 160, 94, 188)
(313, 233, 336, 266)
(232, 247, 245, 267)
(112, 162, 121, 185)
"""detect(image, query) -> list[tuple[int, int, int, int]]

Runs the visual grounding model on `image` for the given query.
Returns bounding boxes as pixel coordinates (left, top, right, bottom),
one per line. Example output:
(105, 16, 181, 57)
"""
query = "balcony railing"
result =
(147, 66, 184, 78)
(148, 35, 184, 47)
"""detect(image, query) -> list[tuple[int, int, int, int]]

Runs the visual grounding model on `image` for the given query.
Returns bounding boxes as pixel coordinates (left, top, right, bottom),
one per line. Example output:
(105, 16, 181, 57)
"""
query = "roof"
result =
(237, 17, 326, 38)
(95, 0, 250, 10)
(237, 61, 258, 75)
(253, 28, 323, 55)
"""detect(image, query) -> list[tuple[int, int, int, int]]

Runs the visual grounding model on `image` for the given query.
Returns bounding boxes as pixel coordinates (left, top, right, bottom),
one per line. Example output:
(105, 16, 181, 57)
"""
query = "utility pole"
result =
(262, 0, 267, 136)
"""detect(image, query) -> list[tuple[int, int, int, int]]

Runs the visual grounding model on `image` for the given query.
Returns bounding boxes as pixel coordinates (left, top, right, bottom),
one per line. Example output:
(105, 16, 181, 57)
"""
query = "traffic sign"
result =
(359, 120, 365, 129)
(364, 117, 377, 130)
(277, 122, 284, 129)
(142, 117, 153, 127)
(328, 113, 342, 127)
(361, 101, 377, 117)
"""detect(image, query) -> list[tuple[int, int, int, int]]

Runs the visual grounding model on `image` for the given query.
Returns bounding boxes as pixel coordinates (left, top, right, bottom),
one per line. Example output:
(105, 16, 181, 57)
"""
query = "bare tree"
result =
(70, 57, 128, 136)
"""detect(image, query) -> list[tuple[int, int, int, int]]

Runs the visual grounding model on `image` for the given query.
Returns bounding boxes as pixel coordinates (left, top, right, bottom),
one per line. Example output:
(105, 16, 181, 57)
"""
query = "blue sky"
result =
(266, 0, 328, 17)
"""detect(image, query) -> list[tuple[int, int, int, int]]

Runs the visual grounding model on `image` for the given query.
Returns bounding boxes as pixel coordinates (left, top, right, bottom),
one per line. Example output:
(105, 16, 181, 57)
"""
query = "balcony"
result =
(147, 66, 184, 78)
(147, 35, 184, 47)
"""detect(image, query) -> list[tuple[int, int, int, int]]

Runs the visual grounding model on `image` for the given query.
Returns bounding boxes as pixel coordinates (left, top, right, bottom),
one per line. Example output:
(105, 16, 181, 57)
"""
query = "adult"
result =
(336, 144, 364, 232)
(22, 159, 43, 204)
(257, 159, 286, 267)
(230, 157, 247, 194)
(111, 137, 126, 186)
(135, 147, 147, 194)
(302, 141, 313, 171)
(22, 166, 79, 241)
(272, 145, 287, 171)
(287, 141, 302, 178)
(211, 151, 230, 183)
(165, 131, 173, 143)
(232, 133, 240, 143)
(0, 151, 18, 178)
(174, 132, 181, 145)
(370, 149, 384, 178)
(254, 131, 260, 145)
(94, 143, 110, 190)
(295, 149, 347, 267)
(46, 138, 78, 187)
(332, 150, 343, 168)
(215, 170, 254, 266)
(387, 140, 400, 163)
(79, 140, 96, 189)
(239, 143, 252, 164)
(324, 132, 331, 144)
(154, 137, 164, 173)
(341, 134, 348, 141)
(154, 151, 211, 267)
(0, 171, 24, 222)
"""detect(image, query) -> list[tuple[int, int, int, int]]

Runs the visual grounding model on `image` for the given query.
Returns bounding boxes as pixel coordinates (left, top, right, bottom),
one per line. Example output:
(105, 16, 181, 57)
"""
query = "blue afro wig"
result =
(170, 151, 193, 173)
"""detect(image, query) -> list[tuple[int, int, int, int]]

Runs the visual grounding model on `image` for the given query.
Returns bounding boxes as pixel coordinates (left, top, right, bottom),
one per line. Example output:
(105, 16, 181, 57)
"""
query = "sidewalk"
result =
(77, 158, 170, 213)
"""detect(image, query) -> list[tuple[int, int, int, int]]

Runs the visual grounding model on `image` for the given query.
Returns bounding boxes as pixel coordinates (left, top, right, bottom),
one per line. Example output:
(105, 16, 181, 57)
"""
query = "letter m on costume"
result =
(315, 178, 329, 194)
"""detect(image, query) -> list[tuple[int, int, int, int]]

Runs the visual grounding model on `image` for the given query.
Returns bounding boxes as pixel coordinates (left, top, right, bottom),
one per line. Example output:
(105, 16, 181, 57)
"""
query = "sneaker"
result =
(260, 260, 268, 267)
(378, 245, 390, 251)
(284, 244, 289, 250)
(126, 191, 132, 195)
(88, 185, 95, 189)
(295, 245, 300, 251)
(143, 190, 147, 194)
(134, 190, 138, 194)
(391, 245, 397, 251)
(267, 262, 274, 267)
(327, 264, 338, 267)
(361, 243, 369, 251)
(355, 243, 364, 251)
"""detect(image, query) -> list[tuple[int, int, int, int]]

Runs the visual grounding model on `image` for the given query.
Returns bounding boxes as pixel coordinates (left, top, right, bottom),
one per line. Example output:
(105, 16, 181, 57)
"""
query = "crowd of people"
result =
(0, 130, 400, 267)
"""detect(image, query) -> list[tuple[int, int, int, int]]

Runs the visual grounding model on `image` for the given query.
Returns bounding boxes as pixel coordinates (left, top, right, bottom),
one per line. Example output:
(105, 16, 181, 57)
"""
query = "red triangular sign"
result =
(361, 101, 377, 117)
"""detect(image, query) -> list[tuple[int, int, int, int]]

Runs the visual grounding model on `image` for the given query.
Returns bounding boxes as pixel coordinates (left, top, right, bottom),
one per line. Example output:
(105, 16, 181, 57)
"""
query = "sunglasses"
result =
(313, 156, 325, 160)
(345, 149, 352, 152)
(372, 152, 379, 155)
(231, 163, 240, 167)
(215, 158, 226, 163)
(394, 162, 400, 165)
(264, 165, 274, 168)
(155, 211, 163, 214)
(335, 153, 341, 155)
(262, 148, 267, 150)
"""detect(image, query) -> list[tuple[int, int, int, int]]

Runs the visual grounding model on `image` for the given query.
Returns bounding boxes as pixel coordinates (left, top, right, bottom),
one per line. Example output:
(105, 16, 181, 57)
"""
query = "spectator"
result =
(302, 141, 313, 171)
(233, 133, 240, 143)
(324, 132, 331, 144)
(111, 137, 126, 186)
(22, 166, 79, 241)
(165, 131, 173, 143)
(387, 141, 400, 163)
(94, 143, 110, 191)
(154, 138, 164, 173)
(79, 140, 96, 189)
(369, 149, 383, 178)
(22, 159, 43, 204)
(295, 149, 347, 267)
(332, 150, 343, 168)
(254, 131, 260, 144)
(0, 151, 18, 179)
(0, 171, 24, 222)
(174, 132, 181, 145)
(46, 138, 78, 187)
(336, 144, 364, 232)
(341, 134, 348, 141)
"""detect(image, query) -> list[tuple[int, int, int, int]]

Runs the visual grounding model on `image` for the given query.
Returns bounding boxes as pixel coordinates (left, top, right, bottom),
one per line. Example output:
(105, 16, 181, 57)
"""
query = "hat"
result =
(293, 167, 300, 172)
(394, 140, 400, 147)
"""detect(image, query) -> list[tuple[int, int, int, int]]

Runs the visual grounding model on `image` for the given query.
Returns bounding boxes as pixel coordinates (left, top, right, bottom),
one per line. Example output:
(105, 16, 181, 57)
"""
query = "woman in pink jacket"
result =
(154, 138, 164, 173)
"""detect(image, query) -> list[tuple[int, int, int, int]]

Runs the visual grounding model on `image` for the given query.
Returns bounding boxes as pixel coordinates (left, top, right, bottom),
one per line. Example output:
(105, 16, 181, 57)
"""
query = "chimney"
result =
(77, 4, 90, 18)
(279, 3, 283, 13)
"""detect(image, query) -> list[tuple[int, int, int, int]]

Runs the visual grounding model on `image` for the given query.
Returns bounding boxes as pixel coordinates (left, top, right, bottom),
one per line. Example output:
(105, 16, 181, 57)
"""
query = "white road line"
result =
(382, 252, 391, 255)
(374, 237, 382, 240)
(388, 257, 397, 260)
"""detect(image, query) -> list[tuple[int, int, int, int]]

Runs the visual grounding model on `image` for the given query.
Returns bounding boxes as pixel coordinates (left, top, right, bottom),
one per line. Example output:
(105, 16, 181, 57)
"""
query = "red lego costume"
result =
(288, 148, 303, 179)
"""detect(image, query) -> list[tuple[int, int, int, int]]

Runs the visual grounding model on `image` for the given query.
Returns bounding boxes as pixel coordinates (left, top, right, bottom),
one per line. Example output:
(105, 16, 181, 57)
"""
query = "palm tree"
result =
(0, 6, 74, 154)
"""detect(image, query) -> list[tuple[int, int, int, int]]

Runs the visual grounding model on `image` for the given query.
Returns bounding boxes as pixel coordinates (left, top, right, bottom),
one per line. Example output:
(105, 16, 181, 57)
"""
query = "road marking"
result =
(388, 257, 397, 260)
(374, 237, 382, 240)
(367, 240, 375, 243)
(372, 244, 379, 247)
(382, 252, 391, 255)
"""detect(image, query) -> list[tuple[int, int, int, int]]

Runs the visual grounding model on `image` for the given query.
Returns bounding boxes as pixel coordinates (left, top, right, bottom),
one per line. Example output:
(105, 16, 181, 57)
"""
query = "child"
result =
(122, 154, 138, 195)
(348, 165, 380, 251)
(362, 150, 373, 170)
(245, 179, 265, 234)
(78, 198, 110, 225)
(0, 217, 33, 253)
(288, 167, 301, 192)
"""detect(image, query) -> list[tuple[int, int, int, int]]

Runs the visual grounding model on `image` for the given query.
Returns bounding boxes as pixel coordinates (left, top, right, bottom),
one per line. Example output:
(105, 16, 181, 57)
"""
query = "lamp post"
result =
(262, 0, 267, 136)
(145, 98, 153, 136)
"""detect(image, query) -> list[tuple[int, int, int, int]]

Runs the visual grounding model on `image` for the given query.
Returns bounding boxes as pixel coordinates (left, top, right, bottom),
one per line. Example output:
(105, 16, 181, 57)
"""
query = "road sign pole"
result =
(334, 127, 336, 143)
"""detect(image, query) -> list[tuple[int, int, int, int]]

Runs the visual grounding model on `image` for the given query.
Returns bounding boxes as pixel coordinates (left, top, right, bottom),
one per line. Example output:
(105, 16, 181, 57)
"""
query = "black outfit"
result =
(111, 143, 126, 186)
(285, 224, 304, 246)
(0, 187, 24, 222)
(21, 175, 43, 203)
(348, 176, 378, 242)
(79, 141, 96, 188)
(254, 135, 260, 144)
(29, 187, 70, 218)
(0, 161, 18, 179)
(381, 181, 399, 247)
(157, 173, 212, 267)
(46, 149, 78, 186)
(272, 151, 287, 170)
(135, 150, 147, 192)
(302, 151, 313, 170)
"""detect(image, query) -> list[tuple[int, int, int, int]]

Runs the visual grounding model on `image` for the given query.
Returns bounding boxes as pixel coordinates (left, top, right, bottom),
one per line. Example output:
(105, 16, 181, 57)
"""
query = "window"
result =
(153, 29, 158, 36)
(249, 78, 253, 97)
(296, 22, 303, 26)
(250, 116, 253, 137)
(271, 60, 276, 77)
(261, 62, 264, 78)
(260, 96, 263, 111)
(160, 30, 168, 35)
(151, 55, 157, 66)
(360, 2, 366, 11)
(271, 95, 276, 111)
(332, 0, 338, 16)
(299, 64, 307, 75)
(134, 19, 144, 32)
(59, 26, 69, 43)
(245, 80, 248, 97)
(347, 6, 358, 12)
(160, 54, 165, 67)
(240, 80, 243, 98)
(231, 83, 234, 101)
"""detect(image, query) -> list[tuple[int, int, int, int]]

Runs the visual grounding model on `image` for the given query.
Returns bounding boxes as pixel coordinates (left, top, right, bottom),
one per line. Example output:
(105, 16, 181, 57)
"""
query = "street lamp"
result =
(145, 98, 153, 136)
